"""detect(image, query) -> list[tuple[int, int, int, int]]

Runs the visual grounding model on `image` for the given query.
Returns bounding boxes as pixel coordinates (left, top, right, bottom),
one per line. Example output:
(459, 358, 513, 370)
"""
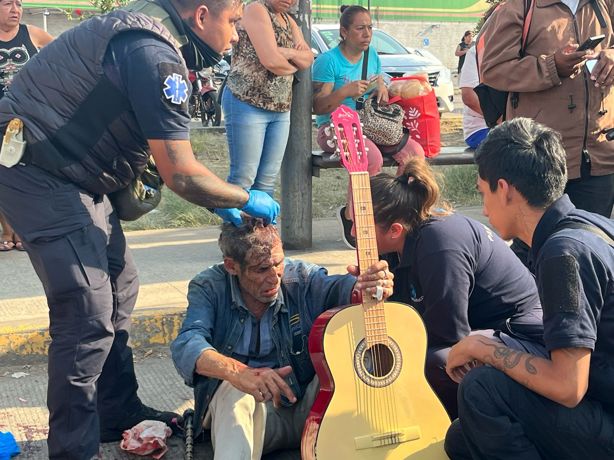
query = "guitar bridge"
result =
(354, 426, 421, 450)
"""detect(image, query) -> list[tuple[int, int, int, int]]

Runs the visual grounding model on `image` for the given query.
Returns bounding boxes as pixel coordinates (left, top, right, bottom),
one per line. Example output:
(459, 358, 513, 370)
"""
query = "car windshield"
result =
(317, 29, 410, 55)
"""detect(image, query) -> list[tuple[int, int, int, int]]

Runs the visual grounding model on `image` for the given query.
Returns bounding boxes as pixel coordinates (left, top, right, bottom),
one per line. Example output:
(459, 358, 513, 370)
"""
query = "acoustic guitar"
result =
(301, 105, 450, 459)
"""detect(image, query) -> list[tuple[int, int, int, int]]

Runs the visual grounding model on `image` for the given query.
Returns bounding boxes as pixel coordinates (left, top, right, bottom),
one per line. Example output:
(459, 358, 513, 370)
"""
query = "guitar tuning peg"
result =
(332, 135, 337, 140)
(335, 147, 340, 153)
(362, 135, 367, 140)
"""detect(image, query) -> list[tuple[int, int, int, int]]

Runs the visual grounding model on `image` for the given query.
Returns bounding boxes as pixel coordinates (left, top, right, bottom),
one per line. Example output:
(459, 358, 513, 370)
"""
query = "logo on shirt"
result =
(409, 284, 423, 303)
(162, 73, 188, 105)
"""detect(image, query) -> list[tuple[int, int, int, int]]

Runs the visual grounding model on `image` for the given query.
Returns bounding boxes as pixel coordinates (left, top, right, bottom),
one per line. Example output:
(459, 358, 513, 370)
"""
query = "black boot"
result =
(100, 403, 181, 443)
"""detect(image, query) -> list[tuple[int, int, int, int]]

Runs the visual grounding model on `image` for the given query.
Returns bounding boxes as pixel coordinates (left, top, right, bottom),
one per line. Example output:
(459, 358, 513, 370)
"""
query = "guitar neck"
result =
(349, 171, 388, 345)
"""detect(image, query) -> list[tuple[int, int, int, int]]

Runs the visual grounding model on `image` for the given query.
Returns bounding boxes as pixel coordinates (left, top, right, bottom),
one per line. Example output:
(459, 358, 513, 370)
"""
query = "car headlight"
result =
(438, 67, 452, 84)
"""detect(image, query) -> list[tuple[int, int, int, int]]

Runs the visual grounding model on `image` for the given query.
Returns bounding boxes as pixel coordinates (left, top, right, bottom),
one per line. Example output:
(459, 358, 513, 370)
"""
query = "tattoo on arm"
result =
(166, 141, 181, 165)
(173, 173, 247, 209)
(312, 82, 324, 96)
(478, 338, 538, 375)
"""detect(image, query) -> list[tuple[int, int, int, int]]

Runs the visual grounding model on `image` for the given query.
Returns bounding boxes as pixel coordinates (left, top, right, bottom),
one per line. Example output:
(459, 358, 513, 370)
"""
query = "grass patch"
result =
(123, 122, 480, 230)
(438, 165, 481, 208)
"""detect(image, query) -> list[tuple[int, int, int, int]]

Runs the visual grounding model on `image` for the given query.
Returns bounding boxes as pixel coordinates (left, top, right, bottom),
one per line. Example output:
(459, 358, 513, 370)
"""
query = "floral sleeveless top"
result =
(226, 0, 295, 112)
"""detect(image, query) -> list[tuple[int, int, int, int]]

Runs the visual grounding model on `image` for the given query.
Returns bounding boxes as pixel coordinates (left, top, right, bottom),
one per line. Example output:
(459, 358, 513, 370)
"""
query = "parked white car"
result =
(311, 24, 454, 113)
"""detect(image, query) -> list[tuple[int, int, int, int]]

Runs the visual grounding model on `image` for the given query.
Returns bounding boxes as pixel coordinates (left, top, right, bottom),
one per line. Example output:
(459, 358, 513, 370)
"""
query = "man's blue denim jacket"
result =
(170, 258, 355, 434)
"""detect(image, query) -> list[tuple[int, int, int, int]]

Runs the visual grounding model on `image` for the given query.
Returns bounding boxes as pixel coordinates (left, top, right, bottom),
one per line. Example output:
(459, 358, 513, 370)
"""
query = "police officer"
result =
(444, 118, 614, 460)
(0, 0, 279, 458)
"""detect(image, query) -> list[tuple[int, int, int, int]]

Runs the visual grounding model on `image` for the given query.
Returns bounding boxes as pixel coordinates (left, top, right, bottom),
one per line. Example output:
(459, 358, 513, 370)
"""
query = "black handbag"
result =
(108, 158, 164, 221)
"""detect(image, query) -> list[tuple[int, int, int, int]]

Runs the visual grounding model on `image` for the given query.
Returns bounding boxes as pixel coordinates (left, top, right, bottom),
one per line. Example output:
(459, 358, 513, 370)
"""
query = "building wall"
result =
(373, 21, 477, 71)
(23, 8, 479, 72)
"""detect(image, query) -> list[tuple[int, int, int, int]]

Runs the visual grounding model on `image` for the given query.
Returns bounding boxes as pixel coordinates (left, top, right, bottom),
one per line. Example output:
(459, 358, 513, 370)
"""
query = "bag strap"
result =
(510, 0, 535, 108)
(361, 49, 369, 80)
(553, 220, 614, 247)
(475, 0, 534, 90)
(591, 0, 607, 29)
(356, 49, 370, 110)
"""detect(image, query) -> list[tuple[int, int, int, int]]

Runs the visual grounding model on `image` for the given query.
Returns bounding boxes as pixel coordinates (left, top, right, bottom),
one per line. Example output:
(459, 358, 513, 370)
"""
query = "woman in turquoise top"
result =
(312, 5, 423, 248)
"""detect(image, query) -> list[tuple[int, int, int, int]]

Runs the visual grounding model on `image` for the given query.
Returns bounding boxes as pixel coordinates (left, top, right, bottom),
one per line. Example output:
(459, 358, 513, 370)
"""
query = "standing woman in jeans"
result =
(222, 0, 312, 200)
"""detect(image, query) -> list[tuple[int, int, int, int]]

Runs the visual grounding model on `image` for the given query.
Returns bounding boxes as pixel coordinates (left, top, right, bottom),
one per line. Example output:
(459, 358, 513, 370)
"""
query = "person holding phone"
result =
(478, 0, 614, 219)
(312, 4, 424, 248)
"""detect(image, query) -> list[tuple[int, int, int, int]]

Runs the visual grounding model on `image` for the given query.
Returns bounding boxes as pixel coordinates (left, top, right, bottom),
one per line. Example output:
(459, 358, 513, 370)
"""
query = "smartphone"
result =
(577, 34, 606, 51)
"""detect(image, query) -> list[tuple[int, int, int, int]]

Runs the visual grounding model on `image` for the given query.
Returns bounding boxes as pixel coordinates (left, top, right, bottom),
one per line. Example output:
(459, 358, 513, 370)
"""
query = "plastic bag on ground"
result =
(119, 420, 172, 459)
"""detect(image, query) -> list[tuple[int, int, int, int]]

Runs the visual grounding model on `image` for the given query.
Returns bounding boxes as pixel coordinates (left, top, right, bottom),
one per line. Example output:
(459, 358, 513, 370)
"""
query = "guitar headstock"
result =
(330, 105, 369, 173)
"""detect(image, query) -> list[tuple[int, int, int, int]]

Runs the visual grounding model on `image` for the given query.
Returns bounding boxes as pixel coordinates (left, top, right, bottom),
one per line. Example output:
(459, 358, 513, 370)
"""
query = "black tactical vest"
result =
(0, 7, 185, 195)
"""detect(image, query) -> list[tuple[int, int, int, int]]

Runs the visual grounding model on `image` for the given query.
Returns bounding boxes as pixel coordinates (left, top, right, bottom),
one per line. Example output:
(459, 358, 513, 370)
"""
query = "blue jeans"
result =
(222, 88, 291, 195)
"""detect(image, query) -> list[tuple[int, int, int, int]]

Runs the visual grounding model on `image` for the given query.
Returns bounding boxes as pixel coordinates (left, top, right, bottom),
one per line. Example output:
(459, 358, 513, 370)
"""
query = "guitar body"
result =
(302, 301, 449, 460)
(302, 105, 450, 459)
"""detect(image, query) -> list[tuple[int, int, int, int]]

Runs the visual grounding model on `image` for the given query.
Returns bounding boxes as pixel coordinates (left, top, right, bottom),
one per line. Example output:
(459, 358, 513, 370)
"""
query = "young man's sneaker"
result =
(337, 205, 356, 249)
(100, 403, 181, 442)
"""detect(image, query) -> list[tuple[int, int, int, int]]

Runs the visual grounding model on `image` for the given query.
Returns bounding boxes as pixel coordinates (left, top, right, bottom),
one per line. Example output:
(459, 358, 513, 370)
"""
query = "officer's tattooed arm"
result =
(148, 139, 249, 209)
(445, 335, 592, 408)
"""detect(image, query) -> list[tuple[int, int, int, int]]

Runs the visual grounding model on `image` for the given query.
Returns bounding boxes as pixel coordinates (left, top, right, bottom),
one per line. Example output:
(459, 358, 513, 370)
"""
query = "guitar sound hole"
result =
(363, 344, 394, 378)
(354, 338, 402, 388)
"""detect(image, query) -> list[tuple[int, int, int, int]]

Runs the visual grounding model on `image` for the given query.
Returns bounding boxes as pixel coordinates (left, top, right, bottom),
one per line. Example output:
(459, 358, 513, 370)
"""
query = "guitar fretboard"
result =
(350, 171, 389, 347)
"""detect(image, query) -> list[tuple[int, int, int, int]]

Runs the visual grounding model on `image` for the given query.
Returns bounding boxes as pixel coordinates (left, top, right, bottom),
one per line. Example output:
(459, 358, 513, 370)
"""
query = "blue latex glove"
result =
(214, 207, 243, 226)
(0, 431, 20, 460)
(241, 190, 280, 225)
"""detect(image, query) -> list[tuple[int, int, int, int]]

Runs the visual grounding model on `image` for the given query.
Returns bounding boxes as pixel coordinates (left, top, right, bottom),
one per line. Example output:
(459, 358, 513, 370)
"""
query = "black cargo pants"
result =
(0, 163, 141, 460)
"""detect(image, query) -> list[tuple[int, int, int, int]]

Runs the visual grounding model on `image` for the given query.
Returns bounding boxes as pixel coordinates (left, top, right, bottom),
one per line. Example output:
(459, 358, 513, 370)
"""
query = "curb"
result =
(0, 307, 186, 365)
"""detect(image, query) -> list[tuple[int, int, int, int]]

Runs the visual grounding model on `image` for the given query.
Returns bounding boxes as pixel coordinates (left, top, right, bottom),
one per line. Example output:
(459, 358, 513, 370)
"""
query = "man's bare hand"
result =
(587, 49, 614, 87)
(229, 365, 296, 408)
(555, 45, 589, 78)
(348, 260, 394, 300)
(446, 335, 487, 383)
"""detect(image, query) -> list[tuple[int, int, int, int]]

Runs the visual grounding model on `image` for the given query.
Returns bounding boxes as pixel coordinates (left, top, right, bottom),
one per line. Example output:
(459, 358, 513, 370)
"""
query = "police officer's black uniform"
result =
(0, 3, 206, 458)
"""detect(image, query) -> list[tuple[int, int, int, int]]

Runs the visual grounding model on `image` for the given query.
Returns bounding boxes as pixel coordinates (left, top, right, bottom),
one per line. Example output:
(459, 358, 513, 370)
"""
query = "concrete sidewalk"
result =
(0, 209, 487, 459)
(0, 218, 363, 362)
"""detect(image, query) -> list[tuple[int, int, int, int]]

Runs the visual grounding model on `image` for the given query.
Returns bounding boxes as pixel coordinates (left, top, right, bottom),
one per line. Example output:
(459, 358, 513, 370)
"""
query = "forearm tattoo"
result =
(173, 173, 247, 209)
(478, 338, 538, 375)
(166, 141, 181, 165)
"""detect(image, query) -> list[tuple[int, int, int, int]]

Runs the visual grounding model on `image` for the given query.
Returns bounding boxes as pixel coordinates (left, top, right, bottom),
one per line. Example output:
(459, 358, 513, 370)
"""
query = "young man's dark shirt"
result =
(383, 212, 543, 347)
(529, 195, 614, 410)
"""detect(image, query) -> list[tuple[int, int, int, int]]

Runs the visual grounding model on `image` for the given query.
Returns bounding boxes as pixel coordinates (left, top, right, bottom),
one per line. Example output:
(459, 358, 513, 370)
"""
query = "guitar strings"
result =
(347, 146, 399, 446)
(353, 174, 399, 445)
